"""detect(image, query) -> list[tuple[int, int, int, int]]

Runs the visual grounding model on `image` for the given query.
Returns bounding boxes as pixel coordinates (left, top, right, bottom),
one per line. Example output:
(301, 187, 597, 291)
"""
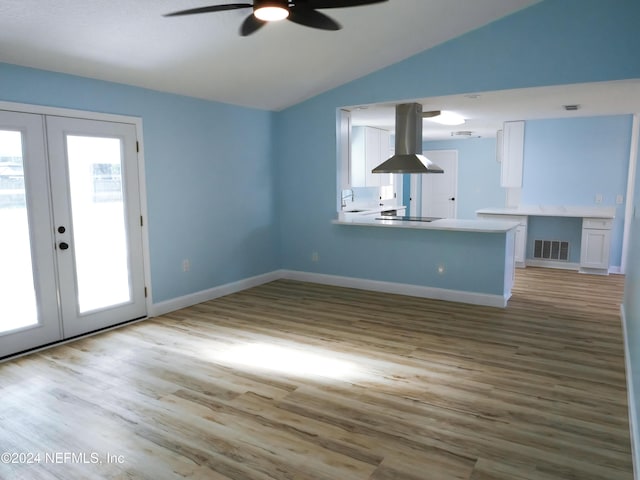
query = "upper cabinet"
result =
(500, 121, 525, 188)
(351, 126, 392, 187)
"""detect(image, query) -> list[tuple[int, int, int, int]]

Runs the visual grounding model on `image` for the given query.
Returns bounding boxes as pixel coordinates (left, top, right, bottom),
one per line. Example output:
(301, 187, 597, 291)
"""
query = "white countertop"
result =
(333, 216, 518, 233)
(476, 205, 616, 219)
(340, 204, 407, 217)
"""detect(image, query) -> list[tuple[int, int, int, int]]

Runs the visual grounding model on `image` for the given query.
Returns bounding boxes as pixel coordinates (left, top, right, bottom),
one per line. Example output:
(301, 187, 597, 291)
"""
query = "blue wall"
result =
(526, 216, 583, 264)
(419, 138, 503, 219)
(522, 115, 632, 267)
(0, 63, 279, 303)
(275, 0, 640, 289)
(624, 127, 640, 448)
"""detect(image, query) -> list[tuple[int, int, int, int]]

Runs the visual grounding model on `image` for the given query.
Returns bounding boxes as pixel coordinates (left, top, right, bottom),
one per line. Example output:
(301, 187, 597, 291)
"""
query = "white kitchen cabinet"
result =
(580, 218, 612, 273)
(500, 121, 525, 188)
(513, 221, 527, 267)
(351, 126, 392, 188)
(478, 213, 527, 267)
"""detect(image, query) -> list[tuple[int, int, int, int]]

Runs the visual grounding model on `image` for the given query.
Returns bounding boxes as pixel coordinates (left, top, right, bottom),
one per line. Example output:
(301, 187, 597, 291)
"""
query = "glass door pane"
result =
(46, 116, 146, 339)
(0, 130, 37, 332)
(0, 110, 61, 359)
(66, 135, 131, 313)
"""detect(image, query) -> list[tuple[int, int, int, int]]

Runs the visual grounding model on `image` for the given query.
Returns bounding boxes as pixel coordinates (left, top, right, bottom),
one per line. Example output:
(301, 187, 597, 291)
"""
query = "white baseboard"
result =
(151, 268, 510, 316)
(150, 270, 285, 316)
(280, 270, 509, 308)
(621, 304, 640, 480)
(524, 260, 622, 275)
(525, 259, 580, 271)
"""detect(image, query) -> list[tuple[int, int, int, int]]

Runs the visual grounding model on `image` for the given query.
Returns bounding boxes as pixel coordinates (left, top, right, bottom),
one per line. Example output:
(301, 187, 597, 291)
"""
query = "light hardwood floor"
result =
(0, 268, 632, 479)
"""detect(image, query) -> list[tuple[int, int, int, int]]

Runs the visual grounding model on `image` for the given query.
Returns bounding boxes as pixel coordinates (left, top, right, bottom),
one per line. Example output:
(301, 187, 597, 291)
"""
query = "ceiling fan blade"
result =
(288, 7, 341, 31)
(240, 14, 266, 36)
(164, 3, 251, 17)
(304, 0, 388, 9)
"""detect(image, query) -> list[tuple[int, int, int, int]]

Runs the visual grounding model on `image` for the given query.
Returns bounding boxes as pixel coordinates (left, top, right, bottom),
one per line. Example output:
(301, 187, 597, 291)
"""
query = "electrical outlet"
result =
(311, 252, 319, 262)
(595, 193, 603, 204)
(182, 259, 190, 272)
(616, 194, 624, 205)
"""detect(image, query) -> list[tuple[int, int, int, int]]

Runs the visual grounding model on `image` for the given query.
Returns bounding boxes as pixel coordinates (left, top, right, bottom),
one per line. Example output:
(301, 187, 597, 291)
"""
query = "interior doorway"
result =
(410, 150, 458, 218)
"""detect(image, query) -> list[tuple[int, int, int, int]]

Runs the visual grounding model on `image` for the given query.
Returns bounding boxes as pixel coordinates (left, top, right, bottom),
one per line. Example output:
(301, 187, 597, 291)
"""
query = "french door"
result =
(0, 110, 146, 358)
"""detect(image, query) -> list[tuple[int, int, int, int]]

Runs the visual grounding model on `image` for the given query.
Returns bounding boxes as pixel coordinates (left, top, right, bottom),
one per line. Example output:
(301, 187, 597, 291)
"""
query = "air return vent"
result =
(534, 240, 569, 261)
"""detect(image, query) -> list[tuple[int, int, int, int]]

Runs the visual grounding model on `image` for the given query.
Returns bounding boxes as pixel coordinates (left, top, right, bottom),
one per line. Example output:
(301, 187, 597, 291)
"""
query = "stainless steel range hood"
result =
(372, 103, 444, 174)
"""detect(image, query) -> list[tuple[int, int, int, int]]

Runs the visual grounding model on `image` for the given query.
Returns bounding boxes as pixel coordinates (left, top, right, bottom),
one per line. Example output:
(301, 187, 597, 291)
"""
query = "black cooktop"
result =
(375, 216, 442, 222)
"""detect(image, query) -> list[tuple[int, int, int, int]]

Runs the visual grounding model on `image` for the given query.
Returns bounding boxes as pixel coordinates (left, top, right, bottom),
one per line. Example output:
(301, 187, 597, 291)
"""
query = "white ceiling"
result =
(0, 0, 539, 111)
(348, 79, 640, 141)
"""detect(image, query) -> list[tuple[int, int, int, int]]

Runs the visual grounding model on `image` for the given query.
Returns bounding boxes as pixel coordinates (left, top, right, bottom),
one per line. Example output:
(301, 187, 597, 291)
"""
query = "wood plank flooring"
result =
(0, 268, 632, 479)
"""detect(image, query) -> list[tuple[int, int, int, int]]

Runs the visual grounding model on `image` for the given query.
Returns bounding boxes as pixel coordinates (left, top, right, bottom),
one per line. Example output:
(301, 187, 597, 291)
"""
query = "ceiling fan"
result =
(164, 0, 389, 36)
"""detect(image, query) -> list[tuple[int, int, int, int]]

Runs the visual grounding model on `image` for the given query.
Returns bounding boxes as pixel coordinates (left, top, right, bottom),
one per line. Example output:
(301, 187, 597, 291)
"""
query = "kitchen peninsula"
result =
(333, 215, 519, 307)
(477, 206, 616, 274)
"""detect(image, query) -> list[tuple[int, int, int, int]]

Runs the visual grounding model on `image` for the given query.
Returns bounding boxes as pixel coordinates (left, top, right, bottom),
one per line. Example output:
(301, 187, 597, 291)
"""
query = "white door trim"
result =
(621, 113, 638, 275)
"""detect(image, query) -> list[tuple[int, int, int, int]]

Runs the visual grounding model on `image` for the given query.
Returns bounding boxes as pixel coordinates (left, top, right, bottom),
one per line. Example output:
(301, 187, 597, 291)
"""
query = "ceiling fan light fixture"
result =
(164, 0, 387, 35)
(254, 1, 289, 22)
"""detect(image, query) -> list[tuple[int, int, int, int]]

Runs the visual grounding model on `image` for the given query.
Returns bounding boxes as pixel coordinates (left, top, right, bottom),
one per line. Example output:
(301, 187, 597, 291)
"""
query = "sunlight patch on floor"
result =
(210, 342, 364, 380)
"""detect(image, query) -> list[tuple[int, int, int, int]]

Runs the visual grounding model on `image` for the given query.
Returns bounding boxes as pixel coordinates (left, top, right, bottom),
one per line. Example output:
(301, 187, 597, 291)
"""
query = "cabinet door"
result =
(580, 229, 611, 269)
(501, 121, 525, 188)
(352, 127, 391, 188)
(377, 129, 392, 187)
(350, 127, 366, 187)
(364, 128, 381, 186)
(477, 214, 527, 267)
(514, 225, 526, 265)
(364, 128, 392, 187)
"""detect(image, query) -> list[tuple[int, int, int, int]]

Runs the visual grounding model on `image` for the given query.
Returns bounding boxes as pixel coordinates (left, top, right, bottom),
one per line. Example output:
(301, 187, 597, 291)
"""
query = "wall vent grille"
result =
(533, 240, 569, 261)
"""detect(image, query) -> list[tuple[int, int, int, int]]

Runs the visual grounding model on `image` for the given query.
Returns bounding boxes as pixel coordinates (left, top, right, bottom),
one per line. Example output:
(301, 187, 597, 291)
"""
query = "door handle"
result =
(59, 242, 69, 250)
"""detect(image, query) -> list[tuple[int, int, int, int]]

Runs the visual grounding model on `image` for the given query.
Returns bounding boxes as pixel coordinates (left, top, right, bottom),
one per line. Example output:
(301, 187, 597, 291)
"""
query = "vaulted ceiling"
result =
(0, 0, 539, 110)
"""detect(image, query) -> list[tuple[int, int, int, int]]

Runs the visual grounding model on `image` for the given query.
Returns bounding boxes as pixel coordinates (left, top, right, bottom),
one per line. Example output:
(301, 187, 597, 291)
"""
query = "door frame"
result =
(410, 149, 459, 219)
(0, 100, 153, 316)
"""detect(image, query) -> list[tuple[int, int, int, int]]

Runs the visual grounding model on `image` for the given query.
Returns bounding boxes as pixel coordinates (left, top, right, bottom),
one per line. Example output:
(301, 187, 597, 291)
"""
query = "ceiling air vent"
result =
(563, 104, 580, 111)
(451, 131, 473, 137)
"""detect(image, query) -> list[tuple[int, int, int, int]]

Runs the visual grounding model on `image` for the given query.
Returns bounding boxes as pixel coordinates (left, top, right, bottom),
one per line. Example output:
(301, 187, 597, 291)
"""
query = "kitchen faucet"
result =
(341, 189, 354, 208)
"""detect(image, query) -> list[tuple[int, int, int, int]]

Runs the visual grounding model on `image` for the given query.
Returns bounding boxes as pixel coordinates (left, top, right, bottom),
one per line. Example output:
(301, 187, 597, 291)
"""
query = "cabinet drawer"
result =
(583, 218, 613, 230)
(478, 214, 527, 226)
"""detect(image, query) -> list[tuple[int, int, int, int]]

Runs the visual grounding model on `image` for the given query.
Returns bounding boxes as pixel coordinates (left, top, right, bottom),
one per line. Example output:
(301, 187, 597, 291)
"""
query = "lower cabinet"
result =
(513, 223, 527, 267)
(477, 211, 613, 274)
(579, 218, 612, 273)
(478, 214, 527, 267)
